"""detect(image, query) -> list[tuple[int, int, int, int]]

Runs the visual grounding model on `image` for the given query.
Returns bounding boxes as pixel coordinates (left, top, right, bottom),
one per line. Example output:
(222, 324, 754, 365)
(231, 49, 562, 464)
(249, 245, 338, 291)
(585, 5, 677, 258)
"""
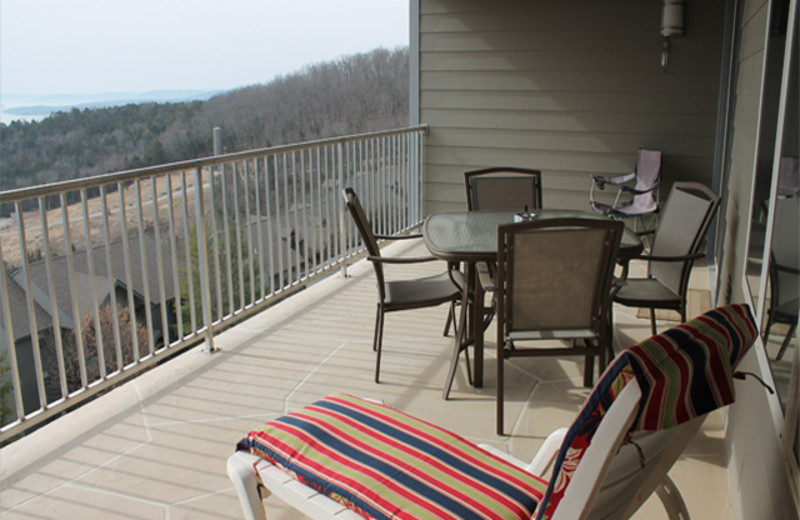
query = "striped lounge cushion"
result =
(240, 394, 547, 520)
(533, 303, 758, 520)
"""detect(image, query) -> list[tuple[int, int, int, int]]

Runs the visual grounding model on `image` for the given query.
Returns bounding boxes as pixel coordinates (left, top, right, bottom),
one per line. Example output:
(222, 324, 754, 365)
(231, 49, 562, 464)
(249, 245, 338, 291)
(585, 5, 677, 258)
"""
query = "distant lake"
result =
(0, 90, 223, 125)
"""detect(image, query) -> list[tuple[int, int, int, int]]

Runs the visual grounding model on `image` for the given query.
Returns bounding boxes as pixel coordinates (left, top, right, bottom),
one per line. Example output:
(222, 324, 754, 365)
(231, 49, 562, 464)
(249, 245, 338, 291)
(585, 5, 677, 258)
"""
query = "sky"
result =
(0, 0, 409, 97)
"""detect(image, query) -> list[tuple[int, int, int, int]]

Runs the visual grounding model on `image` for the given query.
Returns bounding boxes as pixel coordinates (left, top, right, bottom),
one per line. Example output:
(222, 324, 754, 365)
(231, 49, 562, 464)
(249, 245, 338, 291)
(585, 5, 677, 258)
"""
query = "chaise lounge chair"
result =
(228, 304, 757, 520)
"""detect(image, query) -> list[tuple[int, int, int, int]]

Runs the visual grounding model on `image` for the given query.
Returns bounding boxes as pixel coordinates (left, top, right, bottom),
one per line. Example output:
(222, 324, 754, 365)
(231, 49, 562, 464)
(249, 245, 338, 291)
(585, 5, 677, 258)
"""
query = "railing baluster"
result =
(80, 189, 107, 381)
(254, 160, 266, 301)
(61, 193, 88, 389)
(165, 174, 182, 343)
(117, 185, 139, 363)
(264, 156, 275, 297)
(135, 180, 155, 357)
(99, 186, 123, 374)
(233, 162, 245, 310)
(39, 196, 68, 399)
(150, 178, 169, 354)
(179, 171, 197, 333)
(193, 167, 214, 353)
(208, 166, 223, 323)
(15, 201, 46, 409)
(274, 154, 285, 291)
(0, 239, 24, 423)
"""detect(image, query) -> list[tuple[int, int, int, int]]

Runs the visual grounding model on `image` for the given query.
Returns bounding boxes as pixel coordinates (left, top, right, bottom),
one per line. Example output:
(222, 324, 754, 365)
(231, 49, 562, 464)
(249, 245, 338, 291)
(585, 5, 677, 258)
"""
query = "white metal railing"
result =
(0, 125, 427, 441)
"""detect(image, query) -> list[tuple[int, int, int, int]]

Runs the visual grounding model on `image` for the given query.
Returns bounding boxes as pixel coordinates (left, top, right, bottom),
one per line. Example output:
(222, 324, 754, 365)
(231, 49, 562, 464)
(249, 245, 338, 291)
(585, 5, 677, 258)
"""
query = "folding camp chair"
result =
(590, 149, 662, 232)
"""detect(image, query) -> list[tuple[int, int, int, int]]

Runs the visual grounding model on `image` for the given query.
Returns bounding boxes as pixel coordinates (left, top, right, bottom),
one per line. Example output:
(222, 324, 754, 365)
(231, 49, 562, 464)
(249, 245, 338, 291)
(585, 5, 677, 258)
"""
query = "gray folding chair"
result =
(465, 167, 543, 211)
(342, 188, 463, 384)
(590, 148, 662, 231)
(492, 218, 624, 435)
(613, 182, 721, 335)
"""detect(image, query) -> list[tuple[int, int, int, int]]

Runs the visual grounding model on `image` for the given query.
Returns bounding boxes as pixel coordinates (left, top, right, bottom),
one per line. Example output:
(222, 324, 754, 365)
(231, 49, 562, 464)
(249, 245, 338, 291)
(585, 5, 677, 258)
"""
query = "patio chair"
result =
(613, 182, 721, 336)
(763, 196, 799, 360)
(462, 167, 544, 344)
(465, 167, 543, 211)
(228, 304, 758, 520)
(491, 218, 624, 434)
(589, 148, 662, 231)
(341, 187, 462, 384)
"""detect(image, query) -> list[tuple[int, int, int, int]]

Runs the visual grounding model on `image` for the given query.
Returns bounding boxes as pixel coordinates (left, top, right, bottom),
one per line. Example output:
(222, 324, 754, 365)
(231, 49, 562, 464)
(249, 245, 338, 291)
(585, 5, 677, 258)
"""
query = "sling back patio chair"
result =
(763, 196, 799, 360)
(341, 187, 463, 384)
(490, 218, 624, 435)
(462, 167, 544, 340)
(228, 304, 758, 520)
(589, 148, 662, 231)
(465, 167, 543, 212)
(613, 182, 721, 336)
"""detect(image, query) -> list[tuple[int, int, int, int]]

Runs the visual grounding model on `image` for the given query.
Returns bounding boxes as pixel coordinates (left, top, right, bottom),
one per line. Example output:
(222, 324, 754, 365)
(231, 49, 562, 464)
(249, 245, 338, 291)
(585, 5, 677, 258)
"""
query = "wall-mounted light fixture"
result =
(661, 0, 685, 72)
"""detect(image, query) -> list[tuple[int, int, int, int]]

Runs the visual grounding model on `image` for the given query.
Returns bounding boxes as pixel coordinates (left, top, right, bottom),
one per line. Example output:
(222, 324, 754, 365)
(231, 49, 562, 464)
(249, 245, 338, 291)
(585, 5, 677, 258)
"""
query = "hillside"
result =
(0, 47, 409, 205)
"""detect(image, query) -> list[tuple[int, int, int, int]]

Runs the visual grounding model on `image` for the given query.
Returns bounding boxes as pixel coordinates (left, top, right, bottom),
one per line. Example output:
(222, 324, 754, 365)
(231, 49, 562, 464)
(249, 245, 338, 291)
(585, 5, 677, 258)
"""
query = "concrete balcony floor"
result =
(0, 239, 727, 519)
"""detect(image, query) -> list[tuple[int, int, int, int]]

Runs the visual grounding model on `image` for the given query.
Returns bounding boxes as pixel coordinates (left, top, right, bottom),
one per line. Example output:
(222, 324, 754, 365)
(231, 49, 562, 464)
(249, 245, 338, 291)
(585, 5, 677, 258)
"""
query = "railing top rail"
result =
(0, 125, 429, 203)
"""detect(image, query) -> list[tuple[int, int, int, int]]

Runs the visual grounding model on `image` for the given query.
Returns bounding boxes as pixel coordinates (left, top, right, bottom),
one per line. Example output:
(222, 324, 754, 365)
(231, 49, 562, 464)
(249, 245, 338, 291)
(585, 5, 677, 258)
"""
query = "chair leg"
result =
(372, 307, 382, 352)
(655, 475, 690, 520)
(464, 346, 473, 386)
(649, 308, 658, 336)
(227, 452, 269, 520)
(443, 302, 453, 336)
(442, 343, 464, 400)
(598, 338, 608, 375)
(583, 340, 595, 388)
(443, 300, 458, 337)
(777, 322, 797, 361)
(763, 315, 775, 344)
(374, 307, 385, 383)
(497, 337, 506, 436)
(443, 295, 469, 400)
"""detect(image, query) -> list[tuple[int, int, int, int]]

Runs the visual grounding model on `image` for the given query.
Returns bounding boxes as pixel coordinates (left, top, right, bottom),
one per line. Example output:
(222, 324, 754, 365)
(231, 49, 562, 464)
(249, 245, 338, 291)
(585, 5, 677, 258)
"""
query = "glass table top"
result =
(423, 209, 643, 262)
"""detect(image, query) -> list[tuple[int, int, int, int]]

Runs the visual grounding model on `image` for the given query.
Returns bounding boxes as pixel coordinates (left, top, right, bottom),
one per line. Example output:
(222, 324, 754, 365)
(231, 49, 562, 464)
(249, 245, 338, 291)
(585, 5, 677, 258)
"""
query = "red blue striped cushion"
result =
(533, 303, 758, 519)
(241, 394, 547, 520)
(624, 303, 758, 430)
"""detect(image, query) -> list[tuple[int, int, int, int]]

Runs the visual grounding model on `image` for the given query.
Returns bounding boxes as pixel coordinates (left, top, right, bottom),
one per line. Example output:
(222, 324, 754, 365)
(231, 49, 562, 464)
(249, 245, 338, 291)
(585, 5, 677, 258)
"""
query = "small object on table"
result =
(514, 204, 537, 222)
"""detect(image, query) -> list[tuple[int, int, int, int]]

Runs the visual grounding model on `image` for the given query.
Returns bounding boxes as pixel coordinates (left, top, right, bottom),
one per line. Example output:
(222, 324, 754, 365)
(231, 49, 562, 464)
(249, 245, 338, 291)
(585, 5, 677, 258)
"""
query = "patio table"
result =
(423, 209, 643, 395)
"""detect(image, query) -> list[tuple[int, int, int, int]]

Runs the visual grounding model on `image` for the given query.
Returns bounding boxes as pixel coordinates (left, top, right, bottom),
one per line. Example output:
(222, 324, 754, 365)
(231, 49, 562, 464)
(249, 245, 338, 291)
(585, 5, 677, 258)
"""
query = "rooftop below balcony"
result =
(1, 239, 726, 519)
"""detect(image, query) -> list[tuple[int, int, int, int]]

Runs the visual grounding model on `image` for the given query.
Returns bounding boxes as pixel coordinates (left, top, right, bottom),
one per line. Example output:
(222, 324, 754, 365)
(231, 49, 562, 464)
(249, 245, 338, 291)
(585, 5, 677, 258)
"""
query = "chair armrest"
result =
(618, 182, 660, 195)
(374, 232, 422, 241)
(591, 172, 636, 188)
(368, 255, 438, 264)
(448, 263, 465, 291)
(476, 261, 496, 292)
(476, 444, 529, 470)
(526, 427, 569, 476)
(638, 251, 706, 263)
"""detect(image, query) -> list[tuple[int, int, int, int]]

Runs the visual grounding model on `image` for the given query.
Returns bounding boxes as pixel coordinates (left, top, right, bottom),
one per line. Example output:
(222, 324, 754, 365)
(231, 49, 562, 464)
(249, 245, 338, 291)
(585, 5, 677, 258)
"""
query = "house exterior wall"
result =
(721, 0, 799, 517)
(416, 0, 726, 214)
(414, 0, 799, 517)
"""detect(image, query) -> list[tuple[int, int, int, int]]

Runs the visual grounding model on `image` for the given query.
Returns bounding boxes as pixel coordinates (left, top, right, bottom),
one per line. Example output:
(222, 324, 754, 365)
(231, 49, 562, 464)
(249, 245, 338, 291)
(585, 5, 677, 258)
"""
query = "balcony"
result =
(0, 127, 728, 518)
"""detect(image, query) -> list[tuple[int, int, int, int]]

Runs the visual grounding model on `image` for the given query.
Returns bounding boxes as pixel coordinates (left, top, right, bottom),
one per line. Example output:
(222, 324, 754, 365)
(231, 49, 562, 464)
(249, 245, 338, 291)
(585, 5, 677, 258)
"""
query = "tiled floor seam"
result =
(4, 381, 158, 514)
(283, 341, 350, 414)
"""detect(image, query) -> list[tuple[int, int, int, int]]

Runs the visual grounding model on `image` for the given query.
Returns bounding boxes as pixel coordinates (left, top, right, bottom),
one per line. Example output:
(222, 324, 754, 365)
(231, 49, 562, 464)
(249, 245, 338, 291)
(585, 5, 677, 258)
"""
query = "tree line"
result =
(0, 47, 409, 216)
